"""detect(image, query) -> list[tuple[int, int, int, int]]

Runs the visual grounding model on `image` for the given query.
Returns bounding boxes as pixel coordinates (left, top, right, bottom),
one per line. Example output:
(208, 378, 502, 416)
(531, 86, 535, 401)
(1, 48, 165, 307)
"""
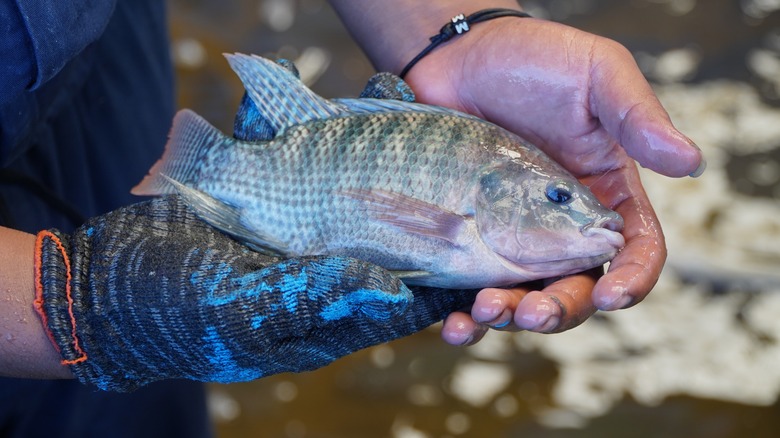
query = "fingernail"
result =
(689, 157, 707, 178)
(689, 143, 707, 178)
(520, 298, 561, 332)
(449, 325, 474, 346)
(474, 303, 501, 322)
(487, 309, 513, 329)
(521, 311, 559, 332)
(536, 315, 560, 333)
(599, 293, 633, 311)
(459, 334, 474, 346)
(460, 324, 489, 346)
(493, 319, 511, 329)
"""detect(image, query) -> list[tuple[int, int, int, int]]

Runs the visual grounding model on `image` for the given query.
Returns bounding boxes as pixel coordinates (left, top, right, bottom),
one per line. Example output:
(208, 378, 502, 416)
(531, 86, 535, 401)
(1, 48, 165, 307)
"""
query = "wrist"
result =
(34, 231, 86, 365)
(330, 0, 524, 74)
(0, 226, 73, 379)
(34, 229, 100, 383)
(402, 14, 532, 114)
(398, 9, 531, 79)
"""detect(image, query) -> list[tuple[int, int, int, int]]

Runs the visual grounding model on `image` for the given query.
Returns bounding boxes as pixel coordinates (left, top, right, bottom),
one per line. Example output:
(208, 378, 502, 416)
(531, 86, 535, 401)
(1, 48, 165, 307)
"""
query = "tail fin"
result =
(132, 109, 232, 196)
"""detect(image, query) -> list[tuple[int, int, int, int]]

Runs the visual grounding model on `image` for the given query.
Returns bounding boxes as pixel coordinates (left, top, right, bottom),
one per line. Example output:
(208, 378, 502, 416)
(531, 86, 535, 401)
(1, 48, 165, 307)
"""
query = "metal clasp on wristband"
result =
(398, 8, 532, 79)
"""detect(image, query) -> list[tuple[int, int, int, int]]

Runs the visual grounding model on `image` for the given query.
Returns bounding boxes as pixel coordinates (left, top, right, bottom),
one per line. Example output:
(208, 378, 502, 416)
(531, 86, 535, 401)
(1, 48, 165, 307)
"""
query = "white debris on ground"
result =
(448, 360, 514, 408)
(509, 79, 780, 426)
(649, 81, 780, 287)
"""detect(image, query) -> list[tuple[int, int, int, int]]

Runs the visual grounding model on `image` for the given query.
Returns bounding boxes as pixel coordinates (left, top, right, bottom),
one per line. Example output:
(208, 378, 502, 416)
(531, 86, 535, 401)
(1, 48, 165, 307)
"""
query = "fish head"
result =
(475, 163, 625, 279)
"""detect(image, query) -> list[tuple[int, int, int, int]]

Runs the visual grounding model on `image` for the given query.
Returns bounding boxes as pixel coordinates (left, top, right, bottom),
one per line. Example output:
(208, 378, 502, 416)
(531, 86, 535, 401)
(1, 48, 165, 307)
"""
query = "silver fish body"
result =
(133, 54, 624, 289)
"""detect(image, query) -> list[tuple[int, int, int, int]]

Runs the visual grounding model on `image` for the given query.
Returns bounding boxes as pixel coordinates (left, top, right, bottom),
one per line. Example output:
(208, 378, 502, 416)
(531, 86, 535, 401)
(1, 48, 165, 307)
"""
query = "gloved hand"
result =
(33, 195, 475, 392)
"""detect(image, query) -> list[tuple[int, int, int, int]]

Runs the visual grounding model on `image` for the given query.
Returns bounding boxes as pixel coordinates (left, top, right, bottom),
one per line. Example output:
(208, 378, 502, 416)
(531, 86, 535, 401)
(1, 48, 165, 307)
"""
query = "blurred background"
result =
(167, 1, 780, 436)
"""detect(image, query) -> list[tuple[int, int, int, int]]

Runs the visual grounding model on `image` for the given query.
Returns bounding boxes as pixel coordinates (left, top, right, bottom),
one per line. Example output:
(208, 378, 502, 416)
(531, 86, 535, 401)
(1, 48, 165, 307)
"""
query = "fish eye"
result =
(546, 181, 573, 204)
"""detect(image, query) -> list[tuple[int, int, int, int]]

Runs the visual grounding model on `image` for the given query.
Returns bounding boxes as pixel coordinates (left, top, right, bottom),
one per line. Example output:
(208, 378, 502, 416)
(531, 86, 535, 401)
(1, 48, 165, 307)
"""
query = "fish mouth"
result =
(581, 226, 625, 249)
(489, 222, 625, 282)
(580, 213, 625, 249)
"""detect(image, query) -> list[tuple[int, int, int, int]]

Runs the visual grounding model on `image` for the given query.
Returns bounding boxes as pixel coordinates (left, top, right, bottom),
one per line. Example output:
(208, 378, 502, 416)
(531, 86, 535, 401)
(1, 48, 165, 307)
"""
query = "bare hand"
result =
(403, 17, 704, 342)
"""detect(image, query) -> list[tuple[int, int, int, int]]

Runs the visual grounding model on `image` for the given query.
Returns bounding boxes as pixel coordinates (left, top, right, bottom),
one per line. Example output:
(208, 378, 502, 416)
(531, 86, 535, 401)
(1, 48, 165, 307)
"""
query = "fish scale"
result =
(188, 113, 473, 268)
(132, 53, 625, 288)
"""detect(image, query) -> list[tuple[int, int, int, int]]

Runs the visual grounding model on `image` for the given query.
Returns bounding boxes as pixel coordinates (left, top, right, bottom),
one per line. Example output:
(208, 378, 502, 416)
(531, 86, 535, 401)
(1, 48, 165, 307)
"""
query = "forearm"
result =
(0, 226, 73, 379)
(329, 0, 523, 74)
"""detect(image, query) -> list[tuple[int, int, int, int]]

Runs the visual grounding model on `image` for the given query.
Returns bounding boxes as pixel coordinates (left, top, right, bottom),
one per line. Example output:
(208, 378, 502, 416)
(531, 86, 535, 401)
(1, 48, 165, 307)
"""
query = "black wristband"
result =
(398, 8, 532, 79)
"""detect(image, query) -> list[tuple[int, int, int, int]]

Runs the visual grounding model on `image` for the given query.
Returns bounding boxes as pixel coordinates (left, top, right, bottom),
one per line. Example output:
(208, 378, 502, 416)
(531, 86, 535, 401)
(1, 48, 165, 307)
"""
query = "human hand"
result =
(402, 15, 705, 341)
(33, 195, 475, 391)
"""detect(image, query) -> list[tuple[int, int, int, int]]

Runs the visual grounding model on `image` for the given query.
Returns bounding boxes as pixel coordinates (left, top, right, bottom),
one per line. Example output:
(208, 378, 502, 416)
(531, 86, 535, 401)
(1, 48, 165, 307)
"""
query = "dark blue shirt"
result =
(0, 1, 211, 436)
(0, 0, 171, 231)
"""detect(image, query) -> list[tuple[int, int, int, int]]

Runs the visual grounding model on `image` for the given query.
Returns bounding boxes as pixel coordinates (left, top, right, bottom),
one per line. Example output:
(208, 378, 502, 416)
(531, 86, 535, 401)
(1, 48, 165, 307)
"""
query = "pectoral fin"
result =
(163, 175, 289, 256)
(340, 189, 466, 244)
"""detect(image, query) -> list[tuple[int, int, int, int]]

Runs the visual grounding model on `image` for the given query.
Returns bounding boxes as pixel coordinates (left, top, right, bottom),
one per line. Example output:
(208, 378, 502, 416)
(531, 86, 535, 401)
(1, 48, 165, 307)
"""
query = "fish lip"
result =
(581, 226, 626, 249)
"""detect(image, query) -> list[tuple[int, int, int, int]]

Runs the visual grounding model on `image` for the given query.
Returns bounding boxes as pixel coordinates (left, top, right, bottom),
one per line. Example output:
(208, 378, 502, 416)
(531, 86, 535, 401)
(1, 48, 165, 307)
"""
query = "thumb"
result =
(590, 43, 705, 178)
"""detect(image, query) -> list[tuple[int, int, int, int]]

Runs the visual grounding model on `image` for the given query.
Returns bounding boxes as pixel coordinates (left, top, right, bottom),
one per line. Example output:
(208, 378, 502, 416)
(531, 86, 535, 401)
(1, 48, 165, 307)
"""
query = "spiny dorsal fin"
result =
(224, 53, 344, 134)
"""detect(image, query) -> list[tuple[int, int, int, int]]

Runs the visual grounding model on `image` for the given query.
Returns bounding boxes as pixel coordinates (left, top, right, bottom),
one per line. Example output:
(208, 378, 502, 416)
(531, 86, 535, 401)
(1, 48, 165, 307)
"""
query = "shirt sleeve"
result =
(0, 1, 35, 108)
(0, 1, 117, 107)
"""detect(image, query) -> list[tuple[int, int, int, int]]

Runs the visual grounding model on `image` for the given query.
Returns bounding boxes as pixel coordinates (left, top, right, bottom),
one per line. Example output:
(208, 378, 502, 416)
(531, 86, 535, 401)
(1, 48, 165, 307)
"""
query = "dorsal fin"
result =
(224, 53, 344, 134)
(233, 58, 301, 142)
(331, 97, 483, 121)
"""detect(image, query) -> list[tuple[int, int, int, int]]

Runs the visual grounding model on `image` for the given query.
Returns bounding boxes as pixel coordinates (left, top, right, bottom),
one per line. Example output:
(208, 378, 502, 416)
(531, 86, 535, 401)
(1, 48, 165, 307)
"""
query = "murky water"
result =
(168, 1, 780, 436)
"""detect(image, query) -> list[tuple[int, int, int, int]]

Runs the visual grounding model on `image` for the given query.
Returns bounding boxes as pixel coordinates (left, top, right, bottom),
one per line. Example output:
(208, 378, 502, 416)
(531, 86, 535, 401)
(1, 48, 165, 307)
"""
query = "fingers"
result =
(515, 270, 600, 333)
(441, 311, 489, 346)
(471, 287, 521, 329)
(589, 38, 705, 178)
(582, 163, 666, 310)
(441, 269, 601, 344)
(593, 199, 665, 310)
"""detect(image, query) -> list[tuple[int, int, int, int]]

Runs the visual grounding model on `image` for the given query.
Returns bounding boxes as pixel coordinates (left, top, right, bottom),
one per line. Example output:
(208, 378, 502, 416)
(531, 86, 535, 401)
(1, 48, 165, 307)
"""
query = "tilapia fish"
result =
(133, 53, 625, 289)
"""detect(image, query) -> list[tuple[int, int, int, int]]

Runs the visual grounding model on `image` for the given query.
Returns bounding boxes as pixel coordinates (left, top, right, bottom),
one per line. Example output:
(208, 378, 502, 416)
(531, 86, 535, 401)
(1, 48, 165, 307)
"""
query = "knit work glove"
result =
(33, 195, 475, 392)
